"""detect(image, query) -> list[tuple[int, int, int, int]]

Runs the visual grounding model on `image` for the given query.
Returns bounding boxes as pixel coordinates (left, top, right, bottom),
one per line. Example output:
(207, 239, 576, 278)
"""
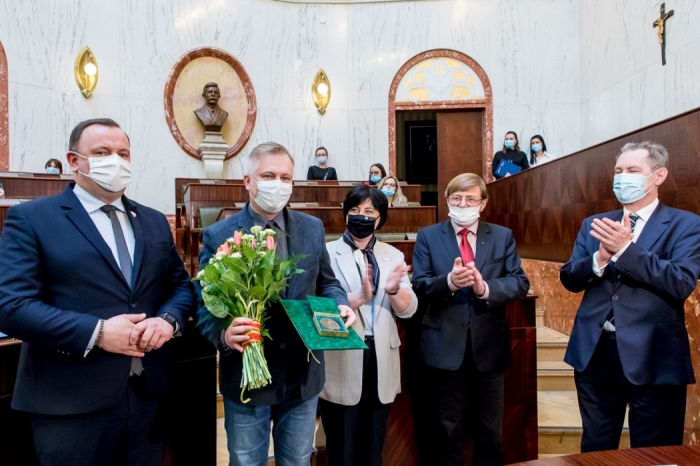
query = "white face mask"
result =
(74, 152, 132, 192)
(448, 204, 481, 226)
(252, 178, 293, 213)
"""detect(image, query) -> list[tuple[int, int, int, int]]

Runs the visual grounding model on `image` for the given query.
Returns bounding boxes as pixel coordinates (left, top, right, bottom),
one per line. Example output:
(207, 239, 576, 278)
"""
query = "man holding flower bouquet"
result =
(195, 142, 355, 466)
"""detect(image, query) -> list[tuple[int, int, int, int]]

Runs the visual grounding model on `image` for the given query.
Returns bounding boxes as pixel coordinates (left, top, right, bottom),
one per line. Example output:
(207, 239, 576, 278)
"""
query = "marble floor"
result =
(216, 418, 228, 466)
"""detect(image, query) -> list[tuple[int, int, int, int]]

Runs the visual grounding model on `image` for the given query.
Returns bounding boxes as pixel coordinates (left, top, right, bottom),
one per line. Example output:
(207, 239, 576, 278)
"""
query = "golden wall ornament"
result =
(74, 46, 98, 98)
(312, 69, 331, 114)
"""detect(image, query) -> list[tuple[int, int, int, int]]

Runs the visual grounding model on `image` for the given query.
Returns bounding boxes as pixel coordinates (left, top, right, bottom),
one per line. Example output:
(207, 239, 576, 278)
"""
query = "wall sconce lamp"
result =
(75, 46, 98, 98)
(312, 69, 331, 114)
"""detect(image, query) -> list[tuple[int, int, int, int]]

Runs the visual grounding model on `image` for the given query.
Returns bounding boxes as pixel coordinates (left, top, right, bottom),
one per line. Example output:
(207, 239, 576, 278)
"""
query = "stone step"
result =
(536, 309, 544, 328)
(536, 326, 569, 362)
(537, 361, 575, 391)
(538, 391, 630, 455)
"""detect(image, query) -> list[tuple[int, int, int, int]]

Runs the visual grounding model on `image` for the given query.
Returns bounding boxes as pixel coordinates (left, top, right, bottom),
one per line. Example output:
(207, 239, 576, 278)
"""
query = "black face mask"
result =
(346, 214, 377, 240)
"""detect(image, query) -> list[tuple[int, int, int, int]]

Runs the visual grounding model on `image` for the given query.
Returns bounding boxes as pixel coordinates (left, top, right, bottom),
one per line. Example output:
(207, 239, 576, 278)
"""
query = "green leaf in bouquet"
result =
(222, 270, 246, 293)
(267, 280, 287, 297)
(248, 286, 267, 300)
(259, 252, 275, 271)
(203, 264, 220, 283)
(221, 256, 248, 275)
(203, 294, 230, 319)
(261, 269, 274, 288)
(242, 244, 256, 261)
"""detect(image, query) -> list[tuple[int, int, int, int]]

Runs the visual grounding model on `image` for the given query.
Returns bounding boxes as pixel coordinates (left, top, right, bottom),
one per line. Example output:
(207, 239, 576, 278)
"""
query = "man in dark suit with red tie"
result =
(561, 141, 700, 452)
(0, 118, 194, 465)
(411, 173, 529, 466)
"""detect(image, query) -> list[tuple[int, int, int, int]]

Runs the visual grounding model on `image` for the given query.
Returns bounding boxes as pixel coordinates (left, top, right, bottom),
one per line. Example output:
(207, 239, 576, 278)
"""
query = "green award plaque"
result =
(281, 296, 368, 351)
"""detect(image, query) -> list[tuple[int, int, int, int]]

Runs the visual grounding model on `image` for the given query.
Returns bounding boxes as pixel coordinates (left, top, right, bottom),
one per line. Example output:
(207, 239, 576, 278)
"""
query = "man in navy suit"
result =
(196, 142, 355, 465)
(411, 173, 529, 466)
(561, 141, 700, 452)
(0, 118, 195, 465)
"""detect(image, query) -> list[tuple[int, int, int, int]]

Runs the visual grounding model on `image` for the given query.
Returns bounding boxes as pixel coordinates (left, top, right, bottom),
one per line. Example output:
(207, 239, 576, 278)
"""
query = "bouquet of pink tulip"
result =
(194, 225, 304, 402)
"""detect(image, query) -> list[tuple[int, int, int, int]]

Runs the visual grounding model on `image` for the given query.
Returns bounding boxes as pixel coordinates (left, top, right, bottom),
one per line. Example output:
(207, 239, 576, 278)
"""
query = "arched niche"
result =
(388, 50, 493, 181)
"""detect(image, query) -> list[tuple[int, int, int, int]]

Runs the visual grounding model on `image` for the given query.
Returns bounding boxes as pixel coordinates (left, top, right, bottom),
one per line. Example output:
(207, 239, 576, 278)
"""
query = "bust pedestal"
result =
(198, 131, 229, 178)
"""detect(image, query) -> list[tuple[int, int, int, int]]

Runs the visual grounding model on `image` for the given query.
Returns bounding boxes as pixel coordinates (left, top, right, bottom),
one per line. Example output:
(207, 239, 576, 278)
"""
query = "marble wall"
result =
(0, 0, 581, 213)
(581, 0, 700, 147)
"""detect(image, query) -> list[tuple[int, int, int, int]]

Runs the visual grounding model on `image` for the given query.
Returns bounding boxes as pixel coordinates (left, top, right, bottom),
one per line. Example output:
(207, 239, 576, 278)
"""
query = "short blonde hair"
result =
(246, 142, 295, 175)
(444, 173, 488, 200)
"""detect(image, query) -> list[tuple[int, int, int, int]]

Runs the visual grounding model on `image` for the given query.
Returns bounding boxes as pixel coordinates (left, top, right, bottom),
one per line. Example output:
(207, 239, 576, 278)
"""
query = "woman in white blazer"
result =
(320, 184, 418, 466)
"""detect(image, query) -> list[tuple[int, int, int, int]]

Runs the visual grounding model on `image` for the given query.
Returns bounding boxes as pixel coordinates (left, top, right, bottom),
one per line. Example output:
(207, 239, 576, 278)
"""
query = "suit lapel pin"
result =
(131, 211, 137, 218)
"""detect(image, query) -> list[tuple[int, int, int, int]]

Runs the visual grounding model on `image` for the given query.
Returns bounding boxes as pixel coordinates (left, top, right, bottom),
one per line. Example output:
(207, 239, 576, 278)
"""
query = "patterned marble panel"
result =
(0, 1, 50, 87)
(580, 0, 700, 148)
(121, 97, 202, 214)
(9, 83, 52, 172)
(443, 0, 531, 106)
(529, 103, 582, 160)
(520, 259, 580, 336)
(291, 108, 350, 181)
(347, 1, 442, 110)
(48, 0, 122, 96)
(581, 38, 700, 147)
(293, 5, 349, 113)
(349, 109, 384, 181)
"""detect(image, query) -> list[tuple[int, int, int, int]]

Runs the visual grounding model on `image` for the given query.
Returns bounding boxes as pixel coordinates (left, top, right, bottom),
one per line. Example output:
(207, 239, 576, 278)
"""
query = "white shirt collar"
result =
(451, 218, 479, 236)
(72, 183, 126, 214)
(623, 197, 659, 222)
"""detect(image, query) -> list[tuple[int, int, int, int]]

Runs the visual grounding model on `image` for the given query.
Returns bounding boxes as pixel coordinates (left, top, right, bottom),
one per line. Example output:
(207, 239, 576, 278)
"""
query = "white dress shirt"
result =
(530, 151, 557, 166)
(72, 184, 135, 354)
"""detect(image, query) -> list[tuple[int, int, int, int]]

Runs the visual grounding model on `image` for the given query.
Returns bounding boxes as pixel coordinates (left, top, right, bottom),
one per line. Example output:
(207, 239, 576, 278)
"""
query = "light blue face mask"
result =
(612, 170, 658, 204)
(380, 187, 395, 197)
(45, 167, 60, 174)
(369, 175, 382, 183)
(504, 140, 515, 150)
(531, 144, 542, 153)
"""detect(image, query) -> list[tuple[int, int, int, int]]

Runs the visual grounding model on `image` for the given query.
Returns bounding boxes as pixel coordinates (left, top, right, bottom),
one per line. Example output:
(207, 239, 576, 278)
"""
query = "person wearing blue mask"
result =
(529, 135, 558, 167)
(307, 146, 338, 181)
(560, 141, 700, 453)
(377, 175, 408, 207)
(44, 158, 63, 174)
(491, 131, 529, 179)
(365, 163, 386, 186)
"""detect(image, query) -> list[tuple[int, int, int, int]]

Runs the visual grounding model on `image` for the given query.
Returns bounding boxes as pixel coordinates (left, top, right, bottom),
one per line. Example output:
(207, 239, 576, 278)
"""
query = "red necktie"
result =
(458, 229, 475, 264)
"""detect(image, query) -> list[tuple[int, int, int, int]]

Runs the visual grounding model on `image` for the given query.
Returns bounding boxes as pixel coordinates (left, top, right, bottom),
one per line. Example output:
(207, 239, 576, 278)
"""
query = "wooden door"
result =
(436, 111, 484, 221)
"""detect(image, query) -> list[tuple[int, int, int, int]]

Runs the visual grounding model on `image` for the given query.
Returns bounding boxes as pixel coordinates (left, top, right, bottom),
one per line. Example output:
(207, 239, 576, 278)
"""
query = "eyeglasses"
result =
(449, 195, 483, 207)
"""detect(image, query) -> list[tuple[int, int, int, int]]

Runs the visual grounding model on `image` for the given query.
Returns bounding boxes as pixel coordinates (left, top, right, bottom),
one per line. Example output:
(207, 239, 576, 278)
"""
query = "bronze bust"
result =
(194, 82, 229, 132)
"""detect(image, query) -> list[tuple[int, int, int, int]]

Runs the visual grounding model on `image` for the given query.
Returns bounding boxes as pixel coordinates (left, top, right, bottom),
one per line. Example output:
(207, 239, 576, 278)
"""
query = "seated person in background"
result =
(44, 158, 63, 174)
(307, 146, 338, 181)
(321, 184, 417, 466)
(365, 163, 387, 186)
(529, 134, 557, 166)
(377, 175, 408, 207)
(492, 131, 529, 179)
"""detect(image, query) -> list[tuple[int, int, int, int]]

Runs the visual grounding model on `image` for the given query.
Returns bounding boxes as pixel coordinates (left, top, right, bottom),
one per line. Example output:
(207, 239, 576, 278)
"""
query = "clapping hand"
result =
(385, 263, 410, 295)
(591, 215, 633, 263)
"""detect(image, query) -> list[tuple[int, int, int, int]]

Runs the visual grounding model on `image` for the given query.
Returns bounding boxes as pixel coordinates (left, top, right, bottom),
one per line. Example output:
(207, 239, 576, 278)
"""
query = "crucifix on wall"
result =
(652, 2, 674, 66)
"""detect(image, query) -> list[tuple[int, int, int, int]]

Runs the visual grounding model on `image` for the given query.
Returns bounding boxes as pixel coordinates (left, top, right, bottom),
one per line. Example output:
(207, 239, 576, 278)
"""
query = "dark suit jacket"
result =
(561, 204, 700, 385)
(411, 220, 529, 372)
(0, 184, 195, 415)
(196, 204, 349, 405)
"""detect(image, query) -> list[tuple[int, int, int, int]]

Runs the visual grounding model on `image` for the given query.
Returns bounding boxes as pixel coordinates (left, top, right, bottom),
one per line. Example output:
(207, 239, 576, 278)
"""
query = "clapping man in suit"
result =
(411, 173, 529, 466)
(0, 118, 195, 465)
(561, 141, 700, 452)
(195, 142, 356, 465)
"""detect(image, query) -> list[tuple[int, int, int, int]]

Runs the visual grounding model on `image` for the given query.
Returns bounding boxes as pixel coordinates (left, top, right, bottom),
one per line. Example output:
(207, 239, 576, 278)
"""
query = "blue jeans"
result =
(223, 394, 318, 466)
